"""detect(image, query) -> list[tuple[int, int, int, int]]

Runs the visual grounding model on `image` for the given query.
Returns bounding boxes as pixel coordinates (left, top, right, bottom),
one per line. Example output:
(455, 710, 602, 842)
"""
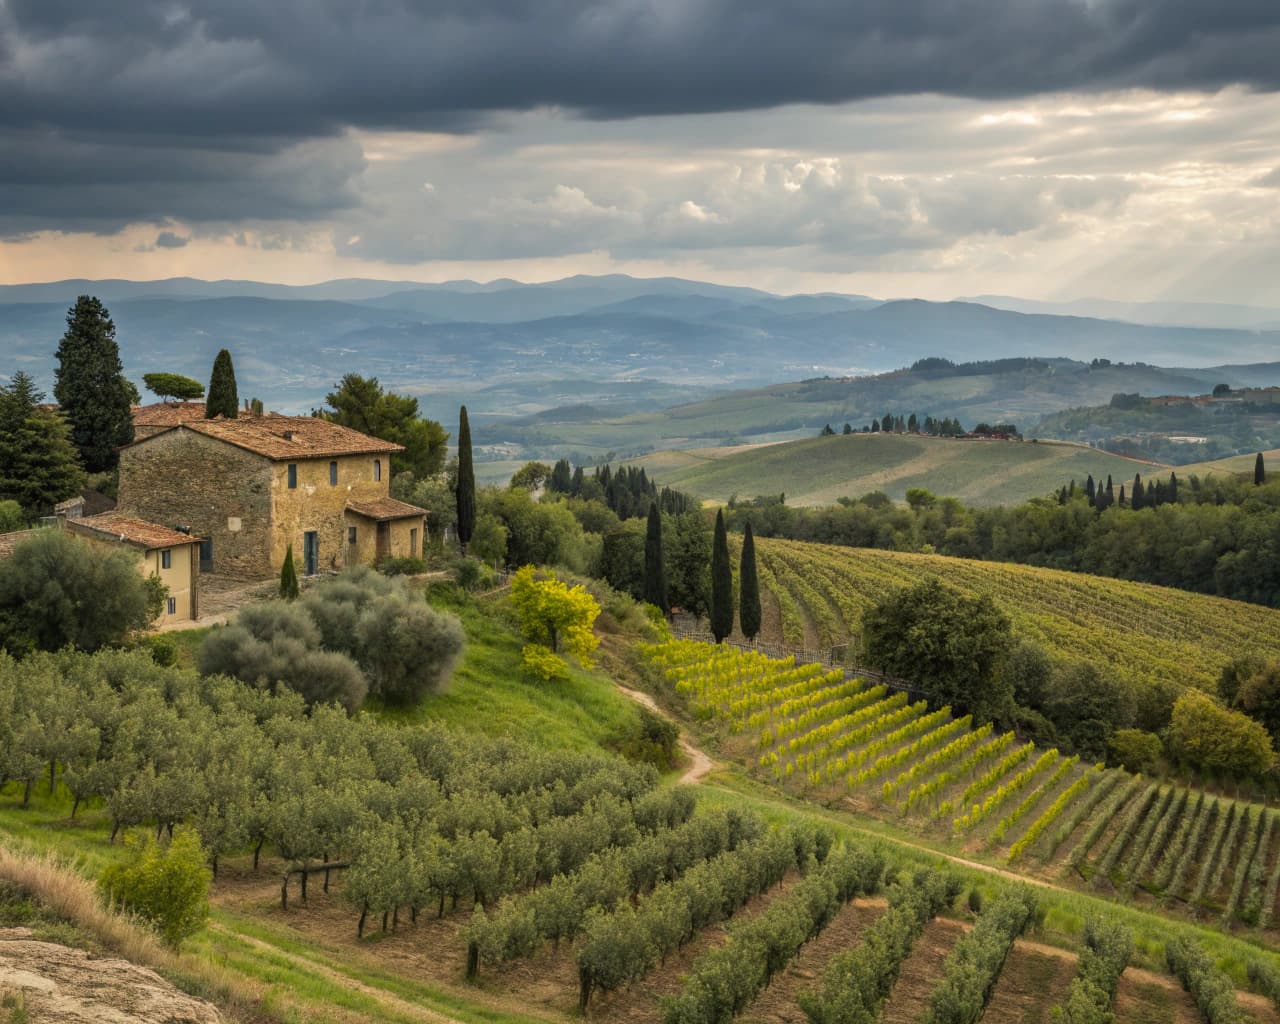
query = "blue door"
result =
(303, 531, 319, 576)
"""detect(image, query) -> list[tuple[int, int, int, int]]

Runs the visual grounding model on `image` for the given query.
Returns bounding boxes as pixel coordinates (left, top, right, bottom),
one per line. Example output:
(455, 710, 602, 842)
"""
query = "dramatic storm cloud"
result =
(3, 0, 1280, 300)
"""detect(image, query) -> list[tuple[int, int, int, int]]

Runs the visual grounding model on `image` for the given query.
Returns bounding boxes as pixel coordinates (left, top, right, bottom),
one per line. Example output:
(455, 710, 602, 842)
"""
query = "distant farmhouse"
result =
(116, 410, 428, 579)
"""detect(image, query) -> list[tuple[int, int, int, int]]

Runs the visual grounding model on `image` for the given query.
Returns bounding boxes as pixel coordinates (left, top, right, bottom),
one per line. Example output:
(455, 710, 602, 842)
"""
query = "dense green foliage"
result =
(0, 530, 160, 655)
(710, 509, 733, 642)
(726, 473, 1280, 607)
(644, 502, 669, 614)
(200, 567, 464, 708)
(662, 843, 885, 1024)
(0, 372, 84, 516)
(738, 521, 761, 641)
(862, 579, 1012, 726)
(98, 826, 211, 947)
(318, 373, 448, 479)
(1052, 918, 1133, 1023)
(509, 566, 601, 680)
(456, 405, 476, 554)
(1167, 691, 1274, 778)
(800, 870, 962, 1024)
(204, 348, 239, 419)
(53, 296, 136, 472)
(923, 888, 1038, 1024)
(1165, 936, 1251, 1024)
(142, 372, 204, 402)
(279, 544, 299, 600)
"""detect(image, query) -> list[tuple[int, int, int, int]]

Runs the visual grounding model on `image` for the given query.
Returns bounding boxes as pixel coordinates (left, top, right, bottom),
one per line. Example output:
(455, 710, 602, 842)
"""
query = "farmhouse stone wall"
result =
(117, 429, 274, 579)
(269, 454, 390, 575)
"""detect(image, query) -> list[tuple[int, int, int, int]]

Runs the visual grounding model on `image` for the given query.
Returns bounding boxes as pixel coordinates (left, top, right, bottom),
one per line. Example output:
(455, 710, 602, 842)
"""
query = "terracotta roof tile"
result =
(69, 514, 201, 551)
(129, 414, 403, 460)
(346, 497, 428, 521)
(131, 401, 208, 428)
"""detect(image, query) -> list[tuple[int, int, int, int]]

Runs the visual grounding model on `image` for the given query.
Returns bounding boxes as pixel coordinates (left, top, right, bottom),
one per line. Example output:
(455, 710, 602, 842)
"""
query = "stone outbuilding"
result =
(130, 400, 209, 439)
(65, 512, 202, 623)
(116, 414, 427, 579)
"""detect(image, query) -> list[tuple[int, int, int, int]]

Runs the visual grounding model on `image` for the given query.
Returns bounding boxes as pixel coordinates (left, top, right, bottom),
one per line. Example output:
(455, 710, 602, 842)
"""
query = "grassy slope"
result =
(634, 432, 1165, 506)
(1174, 447, 1280, 477)
(753, 538, 1280, 695)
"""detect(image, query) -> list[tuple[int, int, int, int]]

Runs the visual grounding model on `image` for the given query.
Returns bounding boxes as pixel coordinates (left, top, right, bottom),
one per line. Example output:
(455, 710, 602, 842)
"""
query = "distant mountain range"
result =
(3, 274, 1280, 422)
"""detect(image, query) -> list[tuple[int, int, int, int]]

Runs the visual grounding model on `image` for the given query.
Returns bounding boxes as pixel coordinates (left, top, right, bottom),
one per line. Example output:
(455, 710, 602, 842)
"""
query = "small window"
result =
(348, 526, 357, 545)
(373, 458, 382, 482)
(161, 549, 172, 570)
(166, 597, 177, 616)
(330, 461, 338, 486)
(410, 527, 418, 557)
(287, 464, 298, 489)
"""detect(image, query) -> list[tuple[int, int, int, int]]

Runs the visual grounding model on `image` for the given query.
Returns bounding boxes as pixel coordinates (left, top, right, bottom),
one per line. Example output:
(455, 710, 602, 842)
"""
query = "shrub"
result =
(0, 500, 23, 533)
(378, 555, 426, 576)
(522, 643, 570, 682)
(613, 707, 680, 769)
(1108, 729, 1162, 774)
(1168, 690, 1274, 778)
(1165, 936, 1249, 1024)
(357, 597, 464, 703)
(146, 634, 179, 667)
(0, 530, 160, 654)
(97, 826, 210, 948)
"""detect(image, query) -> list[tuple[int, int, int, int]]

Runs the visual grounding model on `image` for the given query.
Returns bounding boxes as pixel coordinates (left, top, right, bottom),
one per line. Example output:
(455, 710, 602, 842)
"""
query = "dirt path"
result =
(615, 685, 715, 785)
(211, 922, 467, 1024)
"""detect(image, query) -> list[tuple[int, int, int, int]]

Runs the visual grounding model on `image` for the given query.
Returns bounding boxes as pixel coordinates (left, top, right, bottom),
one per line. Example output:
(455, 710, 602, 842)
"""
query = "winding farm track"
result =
(614, 684, 716, 785)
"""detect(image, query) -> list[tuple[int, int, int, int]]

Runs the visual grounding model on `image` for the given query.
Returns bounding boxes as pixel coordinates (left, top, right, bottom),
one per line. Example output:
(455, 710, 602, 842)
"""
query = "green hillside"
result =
(1175, 447, 1280, 477)
(634, 432, 1162, 506)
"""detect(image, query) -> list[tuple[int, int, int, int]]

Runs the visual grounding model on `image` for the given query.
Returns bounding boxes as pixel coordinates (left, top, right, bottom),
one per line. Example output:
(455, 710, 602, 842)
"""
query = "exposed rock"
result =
(0, 928, 222, 1024)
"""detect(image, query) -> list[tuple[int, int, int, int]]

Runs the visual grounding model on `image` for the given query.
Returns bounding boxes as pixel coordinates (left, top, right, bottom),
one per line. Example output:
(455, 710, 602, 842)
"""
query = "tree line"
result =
(723, 467, 1280, 608)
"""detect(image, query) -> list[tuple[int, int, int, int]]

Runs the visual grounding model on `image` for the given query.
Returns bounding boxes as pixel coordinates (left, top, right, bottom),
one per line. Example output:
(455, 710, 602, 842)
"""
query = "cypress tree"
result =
(53, 296, 136, 472)
(1257, 452, 1267, 486)
(710, 509, 733, 643)
(1119, 484, 1126, 506)
(1132, 474, 1144, 510)
(279, 545, 300, 600)
(1169, 471, 1178, 503)
(205, 349, 239, 419)
(643, 502, 669, 615)
(456, 405, 475, 555)
(739, 521, 761, 641)
(1085, 475, 1096, 504)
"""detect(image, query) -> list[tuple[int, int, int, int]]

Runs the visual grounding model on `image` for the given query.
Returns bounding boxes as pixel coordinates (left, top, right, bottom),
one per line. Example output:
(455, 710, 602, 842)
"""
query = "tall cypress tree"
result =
(53, 296, 136, 472)
(739, 520, 761, 641)
(279, 545, 300, 600)
(710, 509, 733, 643)
(456, 405, 476, 555)
(205, 349, 239, 419)
(1132, 474, 1144, 510)
(1085, 475, 1096, 504)
(1257, 452, 1267, 486)
(643, 502, 669, 614)
(1169, 471, 1179, 503)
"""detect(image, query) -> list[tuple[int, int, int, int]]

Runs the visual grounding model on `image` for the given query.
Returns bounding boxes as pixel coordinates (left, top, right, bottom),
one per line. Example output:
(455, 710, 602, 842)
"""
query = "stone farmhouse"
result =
(116, 413, 428, 580)
(131, 400, 208, 439)
(65, 512, 202, 623)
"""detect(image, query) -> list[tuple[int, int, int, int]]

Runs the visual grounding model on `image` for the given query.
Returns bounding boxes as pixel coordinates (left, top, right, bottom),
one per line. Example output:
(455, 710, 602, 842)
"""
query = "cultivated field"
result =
(743, 537, 1280, 698)
(634, 432, 1162, 507)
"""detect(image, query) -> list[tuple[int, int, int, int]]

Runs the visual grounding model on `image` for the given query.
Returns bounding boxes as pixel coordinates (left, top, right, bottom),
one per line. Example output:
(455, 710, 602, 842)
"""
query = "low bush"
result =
(97, 827, 210, 948)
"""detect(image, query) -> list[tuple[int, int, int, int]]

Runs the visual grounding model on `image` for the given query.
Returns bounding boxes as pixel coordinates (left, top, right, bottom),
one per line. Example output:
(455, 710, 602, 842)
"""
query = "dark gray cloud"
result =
(153, 230, 190, 248)
(4, 0, 1280, 251)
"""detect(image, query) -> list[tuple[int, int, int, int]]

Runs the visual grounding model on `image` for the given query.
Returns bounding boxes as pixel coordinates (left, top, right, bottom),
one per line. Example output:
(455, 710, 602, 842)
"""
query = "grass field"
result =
(630, 432, 1164, 506)
(1175, 448, 1280, 478)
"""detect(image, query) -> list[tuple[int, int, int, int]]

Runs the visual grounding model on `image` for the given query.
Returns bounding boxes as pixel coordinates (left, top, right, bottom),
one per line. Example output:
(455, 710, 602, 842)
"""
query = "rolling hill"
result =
(631, 433, 1161, 507)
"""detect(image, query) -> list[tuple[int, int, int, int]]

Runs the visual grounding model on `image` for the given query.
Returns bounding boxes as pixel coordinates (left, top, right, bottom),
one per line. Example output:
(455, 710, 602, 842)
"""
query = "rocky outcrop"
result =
(0, 928, 222, 1024)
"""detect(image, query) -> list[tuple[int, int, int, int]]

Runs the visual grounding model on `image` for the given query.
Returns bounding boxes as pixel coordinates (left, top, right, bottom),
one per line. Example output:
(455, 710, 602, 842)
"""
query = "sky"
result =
(3, 1, 1280, 302)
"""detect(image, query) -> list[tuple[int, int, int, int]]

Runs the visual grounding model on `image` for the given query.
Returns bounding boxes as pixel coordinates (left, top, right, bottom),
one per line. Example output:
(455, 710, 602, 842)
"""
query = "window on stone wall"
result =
(167, 597, 176, 615)
(288, 464, 297, 488)
(348, 526, 357, 545)
(410, 527, 418, 556)
(330, 461, 338, 485)
(161, 549, 171, 570)
(373, 458, 382, 482)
